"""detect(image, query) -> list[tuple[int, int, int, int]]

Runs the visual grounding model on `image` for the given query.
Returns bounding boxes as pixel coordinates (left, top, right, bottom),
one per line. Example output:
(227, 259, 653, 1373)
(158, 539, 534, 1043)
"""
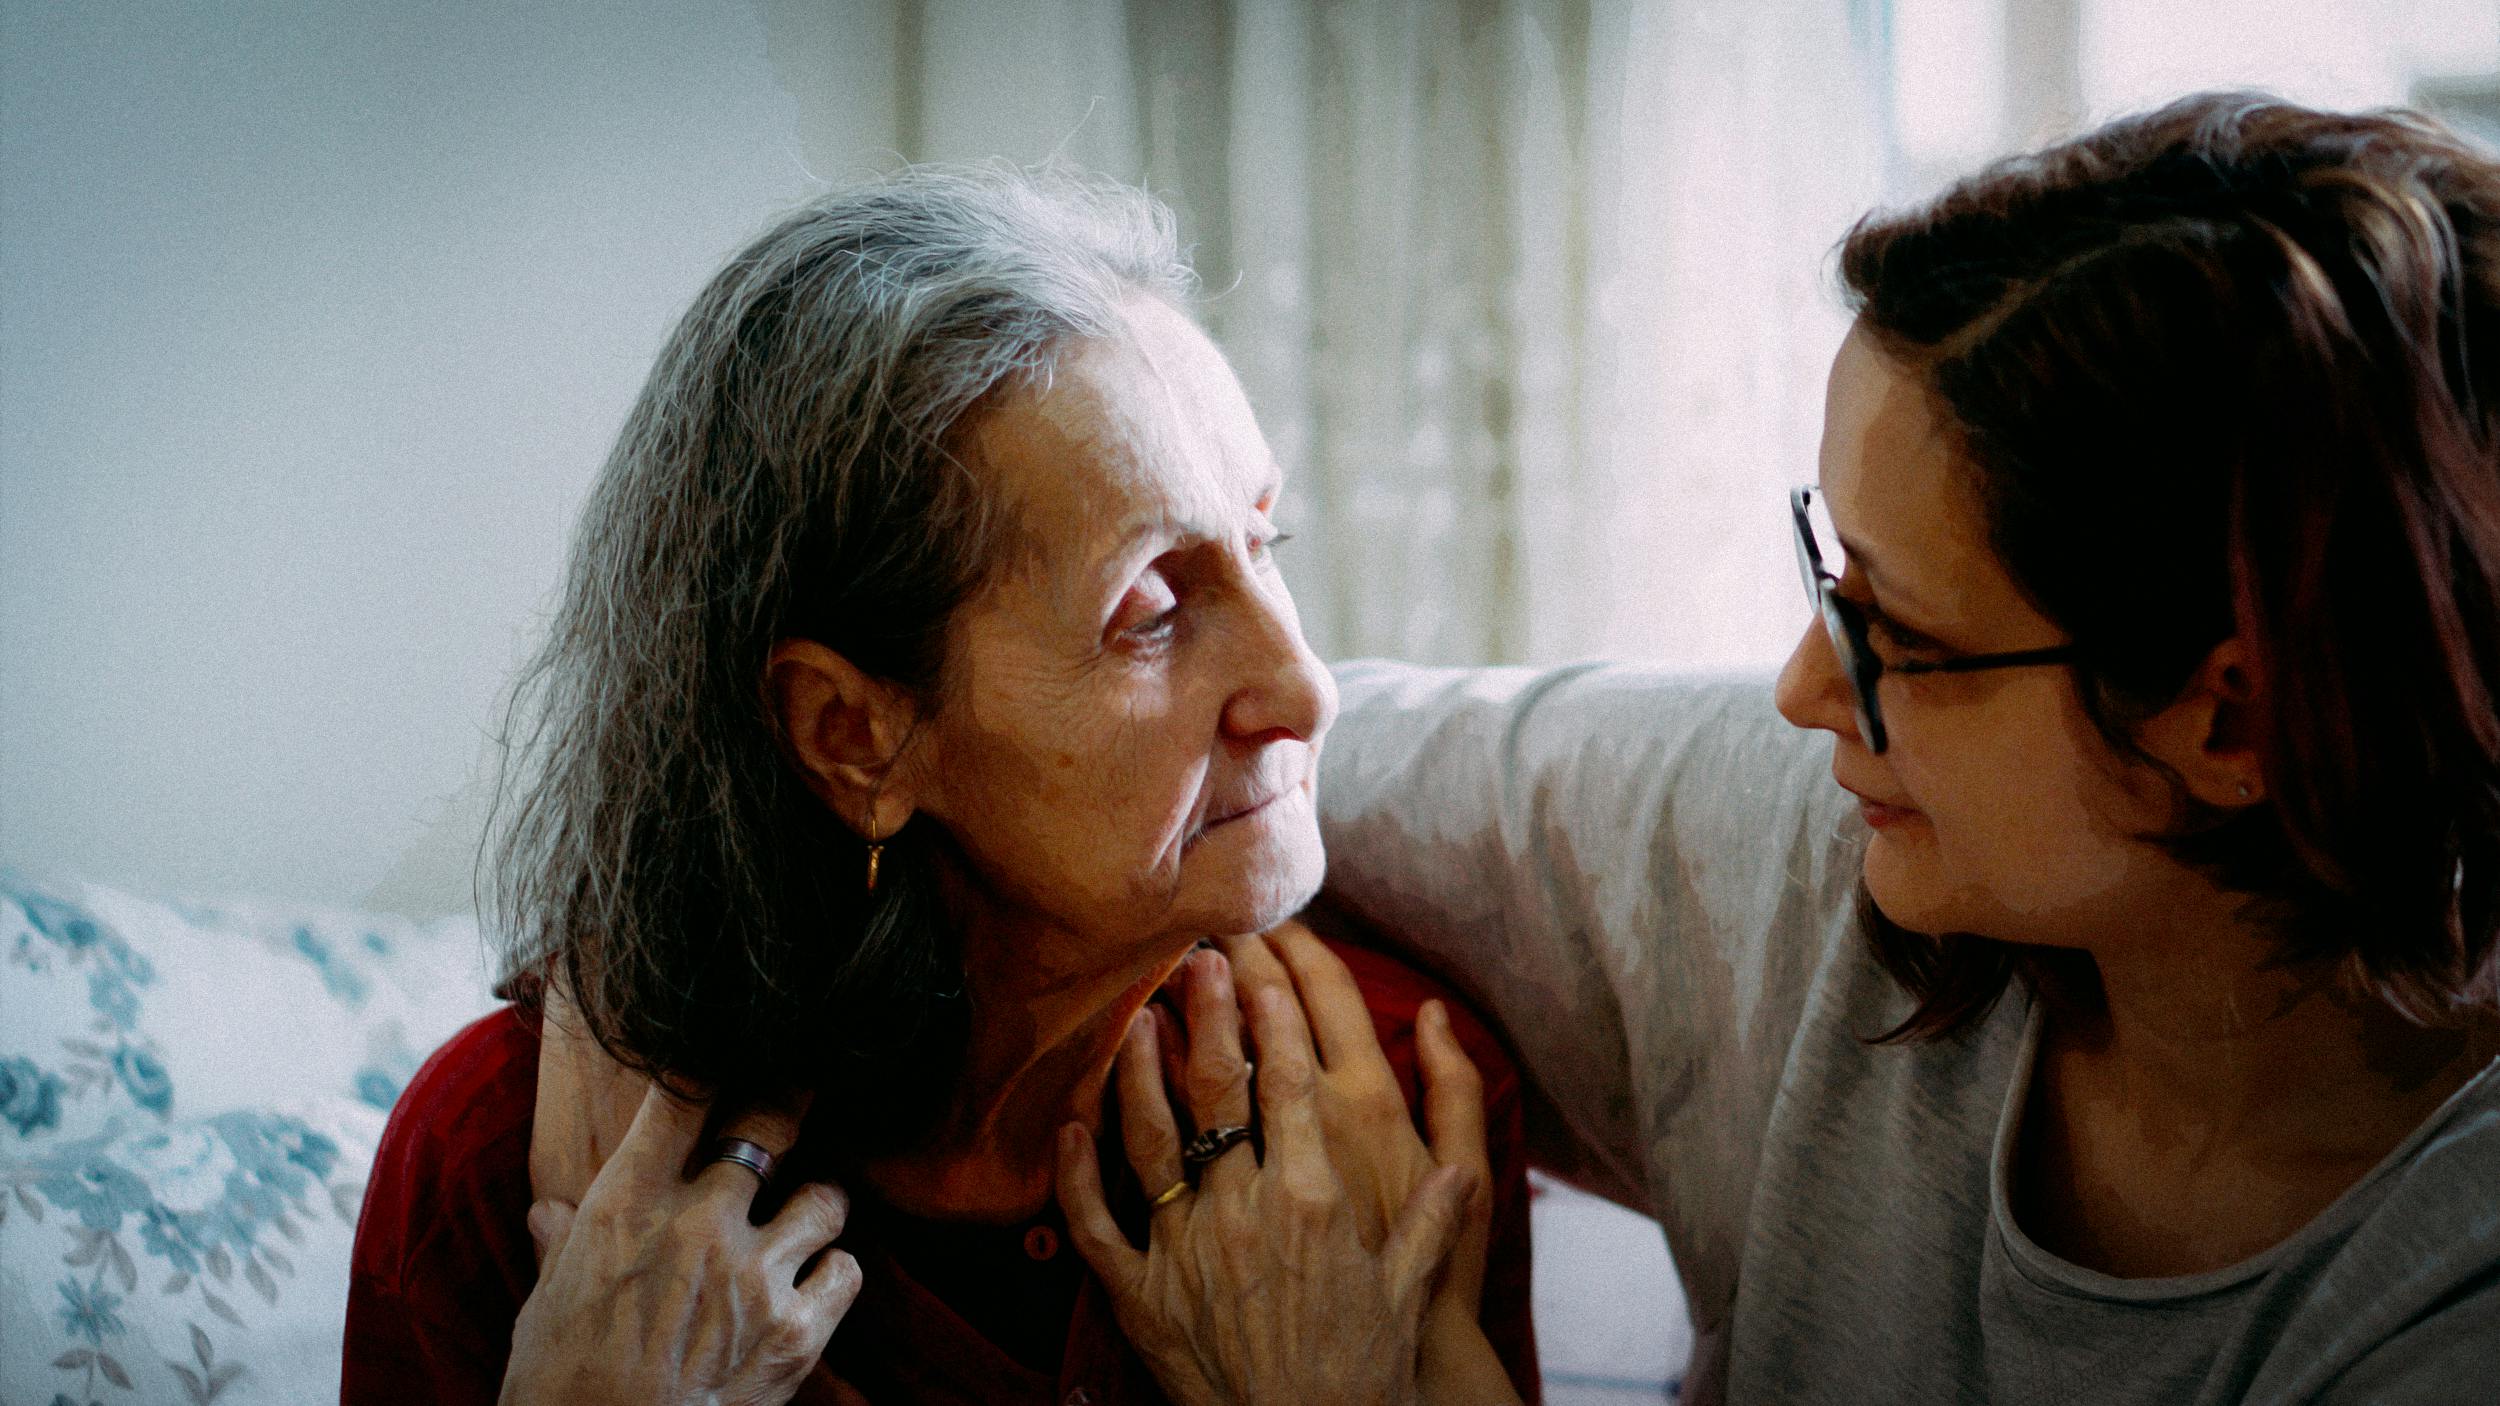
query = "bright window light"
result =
(1892, 0, 2010, 166)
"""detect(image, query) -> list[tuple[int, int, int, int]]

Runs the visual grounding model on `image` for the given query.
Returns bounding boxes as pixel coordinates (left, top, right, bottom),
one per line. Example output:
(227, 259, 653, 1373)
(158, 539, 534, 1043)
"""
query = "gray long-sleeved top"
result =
(1316, 661, 2499, 1406)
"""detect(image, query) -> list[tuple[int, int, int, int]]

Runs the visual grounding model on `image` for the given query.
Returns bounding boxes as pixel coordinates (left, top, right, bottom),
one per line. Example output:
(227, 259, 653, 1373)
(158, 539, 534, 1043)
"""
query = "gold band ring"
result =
(1148, 1179, 1191, 1210)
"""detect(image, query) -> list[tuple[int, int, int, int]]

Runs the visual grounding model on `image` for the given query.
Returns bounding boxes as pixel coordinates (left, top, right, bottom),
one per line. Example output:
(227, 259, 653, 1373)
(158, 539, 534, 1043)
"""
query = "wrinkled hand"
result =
(500, 1082, 861, 1406)
(1207, 925, 1494, 1305)
(1054, 944, 1479, 1406)
(1212, 925, 1513, 1402)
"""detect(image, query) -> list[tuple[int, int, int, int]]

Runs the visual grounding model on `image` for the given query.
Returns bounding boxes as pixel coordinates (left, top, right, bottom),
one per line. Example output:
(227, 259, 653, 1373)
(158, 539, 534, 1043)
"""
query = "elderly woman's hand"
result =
(1209, 927, 1517, 1404)
(1053, 944, 1486, 1406)
(499, 1083, 863, 1406)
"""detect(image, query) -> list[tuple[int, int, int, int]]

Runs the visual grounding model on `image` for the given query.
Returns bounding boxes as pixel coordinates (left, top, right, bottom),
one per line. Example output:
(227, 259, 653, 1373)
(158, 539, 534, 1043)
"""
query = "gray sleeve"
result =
(1315, 660, 1864, 1265)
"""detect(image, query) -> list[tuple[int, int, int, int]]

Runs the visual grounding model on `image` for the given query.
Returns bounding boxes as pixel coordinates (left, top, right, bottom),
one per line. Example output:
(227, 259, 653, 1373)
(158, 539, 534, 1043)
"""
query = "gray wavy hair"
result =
(491, 164, 1194, 1153)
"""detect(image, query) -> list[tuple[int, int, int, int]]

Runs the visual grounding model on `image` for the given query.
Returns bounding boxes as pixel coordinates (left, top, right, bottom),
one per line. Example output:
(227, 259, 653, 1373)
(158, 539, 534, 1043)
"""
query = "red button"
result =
(1024, 1225, 1060, 1261)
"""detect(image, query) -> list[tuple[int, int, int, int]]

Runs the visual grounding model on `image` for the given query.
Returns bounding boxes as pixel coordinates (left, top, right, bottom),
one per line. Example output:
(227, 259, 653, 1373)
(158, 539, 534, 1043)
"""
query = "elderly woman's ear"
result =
(766, 639, 925, 834)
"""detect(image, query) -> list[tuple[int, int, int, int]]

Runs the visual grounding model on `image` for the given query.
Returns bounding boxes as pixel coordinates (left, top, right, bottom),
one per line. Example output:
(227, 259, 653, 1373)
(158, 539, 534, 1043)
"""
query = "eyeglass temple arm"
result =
(1892, 645, 2082, 677)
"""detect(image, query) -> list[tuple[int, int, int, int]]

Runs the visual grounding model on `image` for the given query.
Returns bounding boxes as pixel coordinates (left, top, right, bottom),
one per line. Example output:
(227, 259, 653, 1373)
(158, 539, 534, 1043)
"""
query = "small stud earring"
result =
(2235, 782, 2253, 800)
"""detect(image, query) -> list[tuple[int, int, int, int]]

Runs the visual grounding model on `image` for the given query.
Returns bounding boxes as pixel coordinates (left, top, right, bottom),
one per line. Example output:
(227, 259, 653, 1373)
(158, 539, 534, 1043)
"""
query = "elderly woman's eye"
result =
(1251, 531, 1294, 561)
(1116, 576, 1182, 643)
(1127, 604, 1181, 640)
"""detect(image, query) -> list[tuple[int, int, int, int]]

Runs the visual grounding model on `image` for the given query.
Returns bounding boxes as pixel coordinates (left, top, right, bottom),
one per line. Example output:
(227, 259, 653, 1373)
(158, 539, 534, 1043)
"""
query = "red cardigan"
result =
(342, 939, 1540, 1405)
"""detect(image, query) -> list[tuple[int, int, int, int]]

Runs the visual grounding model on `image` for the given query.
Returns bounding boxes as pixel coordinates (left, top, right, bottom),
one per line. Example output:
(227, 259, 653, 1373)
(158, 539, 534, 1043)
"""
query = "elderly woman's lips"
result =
(1205, 791, 1284, 827)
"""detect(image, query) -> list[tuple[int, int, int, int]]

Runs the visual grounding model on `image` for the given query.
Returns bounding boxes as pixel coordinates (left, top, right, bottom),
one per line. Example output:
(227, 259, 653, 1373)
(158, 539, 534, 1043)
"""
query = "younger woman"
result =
(1075, 92, 2500, 1404)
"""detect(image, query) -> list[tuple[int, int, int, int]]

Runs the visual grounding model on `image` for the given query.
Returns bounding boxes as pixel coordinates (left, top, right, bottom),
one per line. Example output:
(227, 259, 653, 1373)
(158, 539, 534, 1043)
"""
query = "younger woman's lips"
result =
(1838, 779, 1921, 829)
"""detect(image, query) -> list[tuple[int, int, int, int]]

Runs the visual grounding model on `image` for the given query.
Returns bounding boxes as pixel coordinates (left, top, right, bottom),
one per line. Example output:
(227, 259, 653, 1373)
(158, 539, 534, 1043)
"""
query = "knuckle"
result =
(1278, 1166, 1338, 1217)
(1186, 1064, 1243, 1107)
(1259, 1057, 1316, 1104)
(789, 1180, 849, 1232)
(1131, 1120, 1181, 1165)
(816, 1248, 865, 1306)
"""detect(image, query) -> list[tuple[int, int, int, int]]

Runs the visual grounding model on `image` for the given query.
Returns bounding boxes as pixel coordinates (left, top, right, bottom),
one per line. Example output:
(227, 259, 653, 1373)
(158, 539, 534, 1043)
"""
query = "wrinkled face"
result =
(1774, 326, 2172, 946)
(904, 294, 1336, 961)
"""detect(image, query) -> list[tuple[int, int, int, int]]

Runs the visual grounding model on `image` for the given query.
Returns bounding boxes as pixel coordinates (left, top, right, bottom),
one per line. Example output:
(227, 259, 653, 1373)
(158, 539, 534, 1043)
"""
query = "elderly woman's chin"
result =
(1182, 784, 1328, 937)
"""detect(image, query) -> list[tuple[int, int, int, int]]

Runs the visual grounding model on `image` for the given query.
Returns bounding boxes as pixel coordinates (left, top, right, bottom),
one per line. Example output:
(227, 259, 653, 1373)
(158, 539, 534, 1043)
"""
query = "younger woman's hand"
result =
(500, 1084, 862, 1406)
(1054, 949, 1477, 1406)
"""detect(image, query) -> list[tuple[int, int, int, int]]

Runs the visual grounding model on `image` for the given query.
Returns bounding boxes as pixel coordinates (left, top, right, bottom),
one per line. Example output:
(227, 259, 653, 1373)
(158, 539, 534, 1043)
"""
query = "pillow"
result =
(1, 1095, 384, 1405)
(0, 873, 497, 1136)
(0, 873, 499, 1405)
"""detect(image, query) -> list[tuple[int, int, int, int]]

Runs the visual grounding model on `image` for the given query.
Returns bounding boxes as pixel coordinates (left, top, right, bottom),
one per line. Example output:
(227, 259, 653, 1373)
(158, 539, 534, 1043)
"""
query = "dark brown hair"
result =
(490, 166, 1192, 1154)
(1837, 93, 2500, 1039)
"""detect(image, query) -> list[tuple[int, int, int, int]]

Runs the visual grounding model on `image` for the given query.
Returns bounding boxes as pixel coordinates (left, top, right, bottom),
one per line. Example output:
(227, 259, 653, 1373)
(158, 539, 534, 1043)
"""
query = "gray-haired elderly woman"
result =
(340, 166, 1540, 1406)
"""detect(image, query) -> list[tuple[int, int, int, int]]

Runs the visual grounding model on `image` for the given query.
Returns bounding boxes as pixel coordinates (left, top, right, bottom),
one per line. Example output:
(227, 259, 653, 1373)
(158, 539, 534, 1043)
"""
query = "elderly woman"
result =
(339, 168, 1537, 1406)
(1073, 93, 2500, 1404)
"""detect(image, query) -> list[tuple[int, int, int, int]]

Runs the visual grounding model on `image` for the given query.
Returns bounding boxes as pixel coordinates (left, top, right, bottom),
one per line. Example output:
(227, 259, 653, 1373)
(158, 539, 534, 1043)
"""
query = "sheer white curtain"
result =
(766, 0, 1888, 669)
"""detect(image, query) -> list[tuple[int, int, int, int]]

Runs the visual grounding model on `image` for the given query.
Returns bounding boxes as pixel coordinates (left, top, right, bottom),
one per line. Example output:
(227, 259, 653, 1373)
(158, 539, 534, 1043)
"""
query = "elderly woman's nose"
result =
(1220, 594, 1336, 744)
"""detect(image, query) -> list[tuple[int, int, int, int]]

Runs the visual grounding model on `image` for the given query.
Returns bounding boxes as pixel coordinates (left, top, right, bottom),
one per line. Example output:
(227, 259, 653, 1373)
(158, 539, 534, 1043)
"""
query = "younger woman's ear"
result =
(765, 639, 921, 834)
(2135, 637, 2267, 810)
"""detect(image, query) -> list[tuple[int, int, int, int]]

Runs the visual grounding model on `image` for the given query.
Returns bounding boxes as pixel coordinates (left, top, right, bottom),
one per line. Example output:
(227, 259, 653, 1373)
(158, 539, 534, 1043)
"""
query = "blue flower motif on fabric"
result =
(111, 1046, 172, 1117)
(10, 883, 156, 1039)
(291, 925, 369, 1007)
(33, 1134, 156, 1232)
(1, 1054, 66, 1136)
(353, 1066, 402, 1110)
(31, 1111, 344, 1283)
(88, 966, 140, 1029)
(56, 1273, 127, 1345)
(20, 892, 104, 950)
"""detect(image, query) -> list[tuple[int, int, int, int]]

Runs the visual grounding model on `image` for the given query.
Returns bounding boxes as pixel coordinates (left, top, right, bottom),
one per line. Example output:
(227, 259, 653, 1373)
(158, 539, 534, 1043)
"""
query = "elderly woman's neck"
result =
(857, 921, 1195, 1223)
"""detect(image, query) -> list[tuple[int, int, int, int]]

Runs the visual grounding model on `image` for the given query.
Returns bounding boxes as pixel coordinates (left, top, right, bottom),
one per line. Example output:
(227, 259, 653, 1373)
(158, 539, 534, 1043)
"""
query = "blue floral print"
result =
(111, 1047, 173, 1117)
(56, 1272, 126, 1345)
(291, 925, 369, 1007)
(0, 1055, 65, 1137)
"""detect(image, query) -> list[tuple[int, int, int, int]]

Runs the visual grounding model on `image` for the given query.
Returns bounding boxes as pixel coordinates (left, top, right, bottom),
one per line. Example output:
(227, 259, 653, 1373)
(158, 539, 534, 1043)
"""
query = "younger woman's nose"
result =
(1775, 618, 1858, 741)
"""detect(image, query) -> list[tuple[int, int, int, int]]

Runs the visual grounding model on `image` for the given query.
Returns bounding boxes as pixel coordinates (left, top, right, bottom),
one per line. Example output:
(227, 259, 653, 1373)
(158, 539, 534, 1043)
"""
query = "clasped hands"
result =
(514, 921, 1519, 1406)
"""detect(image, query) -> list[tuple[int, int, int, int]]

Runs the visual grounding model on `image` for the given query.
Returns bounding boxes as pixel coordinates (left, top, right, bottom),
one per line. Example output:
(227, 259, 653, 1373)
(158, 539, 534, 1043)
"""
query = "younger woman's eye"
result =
(1871, 615, 1944, 656)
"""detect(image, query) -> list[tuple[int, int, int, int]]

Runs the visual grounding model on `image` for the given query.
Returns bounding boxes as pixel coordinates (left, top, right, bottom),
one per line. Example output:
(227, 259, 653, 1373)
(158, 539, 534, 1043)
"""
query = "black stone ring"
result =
(1181, 1124, 1253, 1165)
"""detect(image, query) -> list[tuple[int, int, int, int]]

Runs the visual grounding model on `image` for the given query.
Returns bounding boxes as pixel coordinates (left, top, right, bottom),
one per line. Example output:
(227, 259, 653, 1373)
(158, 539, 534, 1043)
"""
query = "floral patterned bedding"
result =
(0, 873, 495, 1405)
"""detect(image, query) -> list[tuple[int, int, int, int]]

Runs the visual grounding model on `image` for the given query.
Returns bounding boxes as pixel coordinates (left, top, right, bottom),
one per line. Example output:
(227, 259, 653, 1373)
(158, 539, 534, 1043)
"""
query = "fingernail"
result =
(1421, 998, 1446, 1031)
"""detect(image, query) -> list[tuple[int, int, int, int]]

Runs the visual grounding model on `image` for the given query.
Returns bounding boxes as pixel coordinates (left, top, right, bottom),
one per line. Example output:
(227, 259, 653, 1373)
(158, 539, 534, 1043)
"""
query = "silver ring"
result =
(707, 1136, 779, 1185)
(1181, 1124, 1252, 1165)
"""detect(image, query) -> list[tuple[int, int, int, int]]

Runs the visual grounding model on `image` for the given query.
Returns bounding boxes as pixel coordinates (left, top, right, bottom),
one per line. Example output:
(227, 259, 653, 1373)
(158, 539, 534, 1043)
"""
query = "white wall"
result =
(0, 1, 848, 907)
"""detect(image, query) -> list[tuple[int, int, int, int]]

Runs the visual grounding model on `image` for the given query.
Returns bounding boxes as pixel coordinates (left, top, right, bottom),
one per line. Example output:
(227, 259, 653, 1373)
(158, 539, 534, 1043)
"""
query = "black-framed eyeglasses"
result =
(1790, 485, 2080, 754)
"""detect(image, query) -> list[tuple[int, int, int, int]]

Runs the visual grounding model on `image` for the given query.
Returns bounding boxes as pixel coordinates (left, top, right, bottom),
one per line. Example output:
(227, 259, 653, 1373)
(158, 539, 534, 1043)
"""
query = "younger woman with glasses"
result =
(1066, 92, 2500, 1404)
